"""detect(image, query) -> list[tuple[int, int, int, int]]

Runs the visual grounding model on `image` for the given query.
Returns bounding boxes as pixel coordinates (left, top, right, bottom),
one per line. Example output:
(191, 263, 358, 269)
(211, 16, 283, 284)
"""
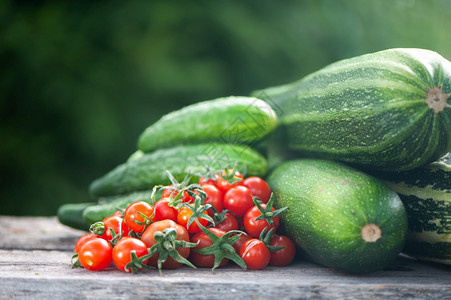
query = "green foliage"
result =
(1, 0, 451, 215)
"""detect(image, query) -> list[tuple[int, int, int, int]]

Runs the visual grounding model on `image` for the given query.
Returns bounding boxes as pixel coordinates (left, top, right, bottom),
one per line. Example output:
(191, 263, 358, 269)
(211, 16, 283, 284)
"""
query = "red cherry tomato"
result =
(177, 206, 209, 234)
(243, 176, 271, 203)
(215, 211, 239, 232)
(223, 185, 254, 218)
(232, 233, 251, 253)
(202, 183, 224, 216)
(216, 169, 244, 193)
(74, 233, 98, 254)
(124, 201, 154, 233)
(78, 238, 113, 271)
(112, 237, 149, 272)
(152, 197, 178, 222)
(100, 215, 129, 241)
(141, 220, 191, 269)
(199, 176, 217, 186)
(240, 238, 270, 270)
(243, 203, 279, 238)
(189, 227, 228, 268)
(269, 235, 296, 267)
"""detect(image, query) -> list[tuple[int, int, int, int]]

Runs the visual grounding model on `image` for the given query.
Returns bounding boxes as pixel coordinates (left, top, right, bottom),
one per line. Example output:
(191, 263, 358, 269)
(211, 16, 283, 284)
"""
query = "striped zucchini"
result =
(254, 48, 451, 171)
(89, 143, 268, 197)
(138, 96, 277, 153)
(375, 153, 450, 265)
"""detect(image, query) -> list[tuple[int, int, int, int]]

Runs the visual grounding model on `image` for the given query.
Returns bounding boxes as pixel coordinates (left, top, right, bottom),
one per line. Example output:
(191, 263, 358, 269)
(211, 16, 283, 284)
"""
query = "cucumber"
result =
(89, 143, 268, 198)
(57, 202, 97, 231)
(254, 48, 451, 171)
(83, 190, 154, 225)
(374, 153, 451, 265)
(138, 96, 277, 153)
(267, 159, 408, 273)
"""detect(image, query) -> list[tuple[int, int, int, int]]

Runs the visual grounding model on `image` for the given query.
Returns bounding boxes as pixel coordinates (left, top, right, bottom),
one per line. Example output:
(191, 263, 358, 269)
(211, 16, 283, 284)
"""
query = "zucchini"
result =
(254, 48, 451, 171)
(89, 143, 268, 198)
(374, 153, 451, 265)
(267, 159, 408, 273)
(57, 202, 97, 231)
(83, 190, 154, 225)
(138, 96, 277, 153)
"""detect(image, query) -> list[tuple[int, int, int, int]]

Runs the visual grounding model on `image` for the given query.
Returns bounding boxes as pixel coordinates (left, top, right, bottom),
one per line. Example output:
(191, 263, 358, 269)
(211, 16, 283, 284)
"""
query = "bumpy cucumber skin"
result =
(374, 153, 451, 265)
(83, 190, 153, 225)
(89, 143, 268, 198)
(138, 96, 277, 153)
(267, 159, 408, 274)
(57, 202, 96, 231)
(254, 48, 451, 171)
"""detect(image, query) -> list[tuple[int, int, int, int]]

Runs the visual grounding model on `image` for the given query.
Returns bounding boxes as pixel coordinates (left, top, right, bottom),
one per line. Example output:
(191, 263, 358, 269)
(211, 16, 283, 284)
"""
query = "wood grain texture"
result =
(0, 216, 450, 299)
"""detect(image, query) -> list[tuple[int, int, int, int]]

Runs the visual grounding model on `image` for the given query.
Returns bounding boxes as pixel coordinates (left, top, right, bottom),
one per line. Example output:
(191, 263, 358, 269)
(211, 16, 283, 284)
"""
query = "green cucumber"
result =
(374, 153, 451, 265)
(89, 143, 268, 198)
(83, 190, 154, 225)
(254, 48, 451, 171)
(57, 202, 97, 231)
(138, 96, 277, 153)
(267, 159, 408, 273)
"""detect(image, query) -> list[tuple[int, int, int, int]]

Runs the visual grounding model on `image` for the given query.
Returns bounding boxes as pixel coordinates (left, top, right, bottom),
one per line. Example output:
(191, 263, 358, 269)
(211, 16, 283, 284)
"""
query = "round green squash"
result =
(267, 159, 408, 273)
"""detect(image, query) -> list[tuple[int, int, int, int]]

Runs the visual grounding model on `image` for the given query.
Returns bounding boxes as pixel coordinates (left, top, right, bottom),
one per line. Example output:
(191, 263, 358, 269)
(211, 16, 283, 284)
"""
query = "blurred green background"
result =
(2, 0, 451, 216)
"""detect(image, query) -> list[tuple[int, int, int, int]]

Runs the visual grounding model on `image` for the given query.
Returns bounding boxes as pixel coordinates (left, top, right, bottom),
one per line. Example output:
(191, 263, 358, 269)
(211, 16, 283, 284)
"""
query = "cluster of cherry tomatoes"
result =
(72, 168, 296, 273)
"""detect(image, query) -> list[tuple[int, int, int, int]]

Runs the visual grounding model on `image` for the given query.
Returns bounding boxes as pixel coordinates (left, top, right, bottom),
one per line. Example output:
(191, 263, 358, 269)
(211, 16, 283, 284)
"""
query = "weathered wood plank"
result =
(0, 216, 450, 299)
(0, 216, 85, 251)
(0, 249, 450, 299)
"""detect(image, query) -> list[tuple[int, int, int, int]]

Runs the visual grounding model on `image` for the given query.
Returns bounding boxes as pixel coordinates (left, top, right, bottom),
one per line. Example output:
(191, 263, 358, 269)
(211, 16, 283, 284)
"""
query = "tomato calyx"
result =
(89, 221, 106, 236)
(253, 194, 287, 226)
(132, 211, 155, 232)
(208, 206, 231, 227)
(194, 224, 248, 272)
(259, 226, 285, 252)
(89, 221, 122, 246)
(157, 172, 207, 208)
(146, 227, 198, 274)
(219, 166, 244, 186)
(124, 249, 154, 274)
(182, 197, 215, 229)
(71, 253, 82, 268)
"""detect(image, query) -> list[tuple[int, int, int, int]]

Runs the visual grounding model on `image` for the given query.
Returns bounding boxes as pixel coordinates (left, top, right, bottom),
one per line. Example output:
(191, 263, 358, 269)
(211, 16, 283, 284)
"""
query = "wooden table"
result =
(0, 216, 449, 299)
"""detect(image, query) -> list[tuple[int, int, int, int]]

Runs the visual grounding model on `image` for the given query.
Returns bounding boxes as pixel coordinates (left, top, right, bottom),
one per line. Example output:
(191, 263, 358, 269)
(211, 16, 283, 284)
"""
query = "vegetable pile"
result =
(71, 169, 296, 273)
(59, 47, 451, 274)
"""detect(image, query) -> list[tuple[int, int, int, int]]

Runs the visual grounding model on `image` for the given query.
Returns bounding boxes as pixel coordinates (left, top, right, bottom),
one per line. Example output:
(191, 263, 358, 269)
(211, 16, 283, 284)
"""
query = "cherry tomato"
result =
(232, 233, 251, 253)
(216, 169, 244, 193)
(199, 176, 217, 186)
(78, 238, 113, 271)
(190, 227, 228, 268)
(141, 219, 191, 269)
(243, 203, 279, 238)
(240, 238, 270, 270)
(100, 215, 130, 241)
(202, 183, 224, 216)
(223, 185, 254, 218)
(177, 206, 209, 234)
(269, 235, 296, 267)
(124, 201, 154, 233)
(112, 237, 149, 272)
(215, 211, 239, 232)
(74, 233, 98, 254)
(152, 197, 178, 222)
(243, 176, 271, 203)
(162, 185, 194, 203)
